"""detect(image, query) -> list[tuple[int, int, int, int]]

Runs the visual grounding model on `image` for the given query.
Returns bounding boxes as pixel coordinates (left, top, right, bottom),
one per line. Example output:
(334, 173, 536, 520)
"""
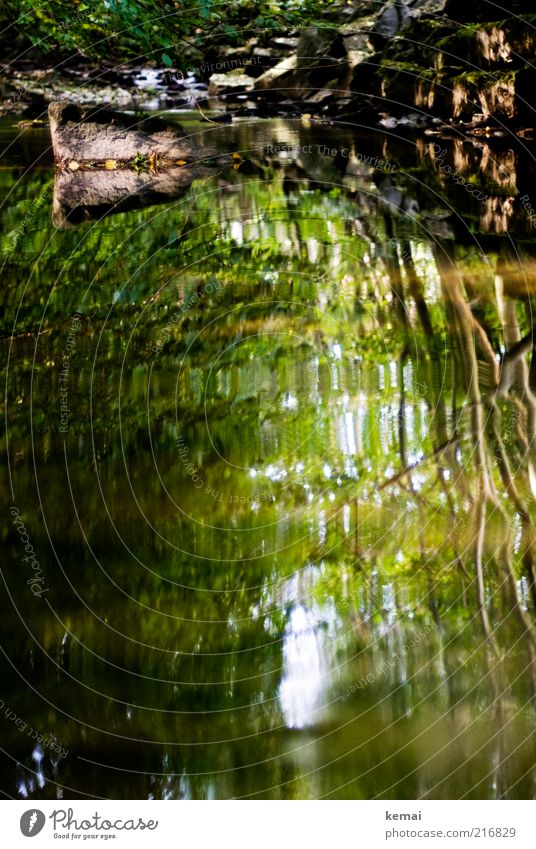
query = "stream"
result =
(2, 112, 536, 799)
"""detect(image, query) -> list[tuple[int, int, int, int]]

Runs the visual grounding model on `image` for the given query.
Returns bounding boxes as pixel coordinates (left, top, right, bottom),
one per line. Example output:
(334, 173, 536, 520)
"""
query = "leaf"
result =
(161, 52, 173, 68)
(199, 0, 211, 19)
(131, 152, 148, 172)
(232, 152, 244, 170)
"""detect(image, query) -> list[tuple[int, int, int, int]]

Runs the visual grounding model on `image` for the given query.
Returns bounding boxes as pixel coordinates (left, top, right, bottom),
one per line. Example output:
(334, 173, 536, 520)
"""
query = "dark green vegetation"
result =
(2, 115, 536, 798)
(0, 0, 318, 65)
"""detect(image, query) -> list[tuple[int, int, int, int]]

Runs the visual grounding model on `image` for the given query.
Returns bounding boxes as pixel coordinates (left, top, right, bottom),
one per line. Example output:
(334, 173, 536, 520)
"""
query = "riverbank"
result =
(2, 0, 535, 138)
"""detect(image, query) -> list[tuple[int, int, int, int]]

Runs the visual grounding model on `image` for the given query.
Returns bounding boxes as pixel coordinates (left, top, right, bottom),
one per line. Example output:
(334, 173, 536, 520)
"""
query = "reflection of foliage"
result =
(4, 156, 536, 615)
(4, 137, 536, 798)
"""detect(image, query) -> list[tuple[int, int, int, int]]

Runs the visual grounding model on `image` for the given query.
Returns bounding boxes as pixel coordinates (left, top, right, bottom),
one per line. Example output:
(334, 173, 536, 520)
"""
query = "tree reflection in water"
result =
(3, 118, 536, 799)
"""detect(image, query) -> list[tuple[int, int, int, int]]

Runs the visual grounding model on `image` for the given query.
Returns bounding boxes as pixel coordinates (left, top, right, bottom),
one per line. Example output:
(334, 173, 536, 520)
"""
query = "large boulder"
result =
(48, 102, 220, 165)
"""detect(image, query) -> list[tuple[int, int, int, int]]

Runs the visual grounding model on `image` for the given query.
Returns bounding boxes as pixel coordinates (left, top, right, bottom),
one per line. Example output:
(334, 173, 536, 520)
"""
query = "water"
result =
(2, 113, 536, 799)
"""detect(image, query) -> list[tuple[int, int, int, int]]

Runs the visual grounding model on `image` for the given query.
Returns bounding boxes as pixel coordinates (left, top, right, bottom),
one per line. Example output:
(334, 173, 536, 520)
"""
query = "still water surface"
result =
(2, 114, 536, 798)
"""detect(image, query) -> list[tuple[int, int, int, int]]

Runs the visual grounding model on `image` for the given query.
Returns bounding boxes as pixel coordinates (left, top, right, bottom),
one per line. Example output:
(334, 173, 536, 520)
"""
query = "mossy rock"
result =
(361, 9, 536, 123)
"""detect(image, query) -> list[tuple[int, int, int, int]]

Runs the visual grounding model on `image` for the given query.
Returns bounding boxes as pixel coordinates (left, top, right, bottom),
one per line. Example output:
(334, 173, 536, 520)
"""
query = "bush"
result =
(0, 0, 321, 67)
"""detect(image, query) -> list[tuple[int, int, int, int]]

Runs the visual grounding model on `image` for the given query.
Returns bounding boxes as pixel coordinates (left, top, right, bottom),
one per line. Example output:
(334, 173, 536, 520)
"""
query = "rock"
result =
(269, 37, 299, 51)
(296, 26, 342, 69)
(218, 44, 254, 62)
(253, 55, 298, 92)
(249, 47, 285, 76)
(342, 31, 374, 69)
(208, 73, 255, 97)
(376, 4, 401, 39)
(253, 26, 348, 101)
(308, 89, 336, 104)
(48, 102, 216, 165)
(201, 4, 450, 112)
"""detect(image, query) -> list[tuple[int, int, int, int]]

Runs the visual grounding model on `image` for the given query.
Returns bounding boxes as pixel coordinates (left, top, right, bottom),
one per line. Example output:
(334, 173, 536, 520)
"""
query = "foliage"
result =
(0, 0, 320, 66)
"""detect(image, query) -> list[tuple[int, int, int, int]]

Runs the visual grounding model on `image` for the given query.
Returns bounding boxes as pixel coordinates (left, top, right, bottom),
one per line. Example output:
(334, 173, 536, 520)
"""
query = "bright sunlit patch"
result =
(382, 583, 397, 628)
(230, 220, 243, 244)
(281, 392, 298, 410)
(517, 576, 528, 611)
(306, 238, 319, 263)
(278, 605, 325, 729)
(264, 464, 287, 482)
(318, 510, 327, 544)
(331, 342, 343, 361)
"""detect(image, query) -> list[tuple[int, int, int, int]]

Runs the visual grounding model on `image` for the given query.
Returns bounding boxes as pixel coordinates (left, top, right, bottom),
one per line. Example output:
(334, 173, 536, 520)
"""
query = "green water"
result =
(2, 115, 536, 799)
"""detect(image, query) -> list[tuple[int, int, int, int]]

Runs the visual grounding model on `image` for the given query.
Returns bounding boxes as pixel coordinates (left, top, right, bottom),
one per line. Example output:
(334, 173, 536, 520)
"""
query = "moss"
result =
(378, 60, 435, 80)
(451, 68, 516, 86)
(484, 182, 519, 197)
(458, 20, 508, 37)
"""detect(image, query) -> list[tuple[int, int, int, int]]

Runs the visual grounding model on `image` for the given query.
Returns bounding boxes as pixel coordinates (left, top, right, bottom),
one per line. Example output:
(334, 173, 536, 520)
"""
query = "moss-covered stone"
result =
(349, 4, 536, 125)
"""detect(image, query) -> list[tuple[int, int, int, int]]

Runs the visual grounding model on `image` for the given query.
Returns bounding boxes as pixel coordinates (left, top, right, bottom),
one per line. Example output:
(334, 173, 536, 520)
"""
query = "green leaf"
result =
(199, 0, 211, 20)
